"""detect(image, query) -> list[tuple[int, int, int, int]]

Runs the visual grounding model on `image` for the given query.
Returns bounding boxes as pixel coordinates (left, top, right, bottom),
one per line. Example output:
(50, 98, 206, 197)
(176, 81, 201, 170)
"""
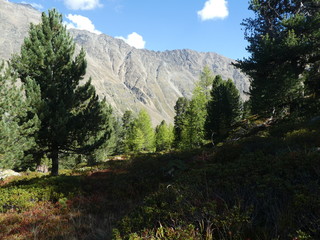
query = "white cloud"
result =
(116, 32, 146, 49)
(65, 14, 102, 34)
(20, 1, 43, 9)
(64, 0, 102, 10)
(197, 0, 229, 21)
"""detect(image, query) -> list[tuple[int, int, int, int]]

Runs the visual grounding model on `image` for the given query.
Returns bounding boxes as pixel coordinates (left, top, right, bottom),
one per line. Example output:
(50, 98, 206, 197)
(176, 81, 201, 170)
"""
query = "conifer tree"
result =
(235, 0, 320, 116)
(87, 104, 116, 164)
(180, 85, 208, 148)
(119, 110, 134, 153)
(124, 109, 155, 152)
(127, 124, 145, 152)
(155, 120, 174, 151)
(134, 109, 155, 151)
(11, 9, 112, 175)
(178, 67, 213, 148)
(173, 97, 189, 147)
(206, 76, 241, 139)
(199, 65, 215, 99)
(0, 63, 39, 169)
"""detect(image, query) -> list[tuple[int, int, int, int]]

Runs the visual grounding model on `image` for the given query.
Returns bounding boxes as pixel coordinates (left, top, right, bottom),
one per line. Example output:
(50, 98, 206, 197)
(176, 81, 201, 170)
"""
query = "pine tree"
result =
(119, 110, 134, 153)
(235, 0, 320, 116)
(11, 9, 112, 175)
(206, 76, 241, 139)
(86, 103, 116, 164)
(173, 97, 189, 147)
(0, 62, 39, 169)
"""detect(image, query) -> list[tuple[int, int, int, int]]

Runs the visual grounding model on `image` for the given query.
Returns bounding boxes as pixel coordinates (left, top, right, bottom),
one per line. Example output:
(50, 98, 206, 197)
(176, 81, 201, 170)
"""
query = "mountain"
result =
(0, 0, 249, 124)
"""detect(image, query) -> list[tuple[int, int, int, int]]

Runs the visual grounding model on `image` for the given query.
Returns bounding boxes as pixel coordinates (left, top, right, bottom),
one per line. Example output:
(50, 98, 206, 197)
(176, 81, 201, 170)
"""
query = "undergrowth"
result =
(0, 116, 319, 239)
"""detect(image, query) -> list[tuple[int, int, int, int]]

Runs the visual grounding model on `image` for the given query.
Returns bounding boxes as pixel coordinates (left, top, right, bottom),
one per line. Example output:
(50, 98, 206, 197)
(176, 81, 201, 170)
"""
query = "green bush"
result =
(0, 174, 83, 213)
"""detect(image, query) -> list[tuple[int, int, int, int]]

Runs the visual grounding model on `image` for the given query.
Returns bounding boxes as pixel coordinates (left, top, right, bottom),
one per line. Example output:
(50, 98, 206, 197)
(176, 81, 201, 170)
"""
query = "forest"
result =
(0, 0, 320, 239)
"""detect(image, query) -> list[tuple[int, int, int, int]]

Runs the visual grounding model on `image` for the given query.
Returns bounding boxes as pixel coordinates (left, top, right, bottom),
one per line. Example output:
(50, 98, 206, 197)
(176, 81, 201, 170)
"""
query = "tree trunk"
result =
(51, 147, 59, 176)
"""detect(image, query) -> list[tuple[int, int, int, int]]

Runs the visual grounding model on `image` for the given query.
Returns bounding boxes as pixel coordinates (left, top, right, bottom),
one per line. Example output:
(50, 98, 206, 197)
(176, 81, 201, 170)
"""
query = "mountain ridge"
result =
(0, 0, 249, 123)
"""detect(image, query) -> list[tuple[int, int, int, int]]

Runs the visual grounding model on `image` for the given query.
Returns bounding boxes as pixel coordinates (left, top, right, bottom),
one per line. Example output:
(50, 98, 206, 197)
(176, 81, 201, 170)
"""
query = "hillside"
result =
(0, 115, 319, 239)
(0, 0, 249, 124)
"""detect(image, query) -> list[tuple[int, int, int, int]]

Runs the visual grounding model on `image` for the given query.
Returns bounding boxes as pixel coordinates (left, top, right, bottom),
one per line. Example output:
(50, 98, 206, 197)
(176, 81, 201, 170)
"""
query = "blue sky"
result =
(7, 0, 253, 60)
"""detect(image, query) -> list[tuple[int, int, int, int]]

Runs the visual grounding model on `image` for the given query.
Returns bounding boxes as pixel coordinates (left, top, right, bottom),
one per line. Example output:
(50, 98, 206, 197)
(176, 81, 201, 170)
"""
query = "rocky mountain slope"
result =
(0, 0, 249, 123)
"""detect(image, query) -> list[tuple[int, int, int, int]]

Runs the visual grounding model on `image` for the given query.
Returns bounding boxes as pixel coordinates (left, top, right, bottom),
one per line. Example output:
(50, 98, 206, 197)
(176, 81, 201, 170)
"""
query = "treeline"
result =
(109, 66, 241, 154)
(173, 66, 241, 149)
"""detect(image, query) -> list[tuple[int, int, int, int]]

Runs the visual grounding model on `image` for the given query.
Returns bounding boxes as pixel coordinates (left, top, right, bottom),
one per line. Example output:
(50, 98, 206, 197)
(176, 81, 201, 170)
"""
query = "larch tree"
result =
(124, 109, 155, 152)
(199, 65, 215, 99)
(134, 109, 155, 152)
(128, 124, 146, 153)
(11, 9, 112, 175)
(180, 85, 208, 148)
(179, 67, 213, 148)
(155, 120, 174, 151)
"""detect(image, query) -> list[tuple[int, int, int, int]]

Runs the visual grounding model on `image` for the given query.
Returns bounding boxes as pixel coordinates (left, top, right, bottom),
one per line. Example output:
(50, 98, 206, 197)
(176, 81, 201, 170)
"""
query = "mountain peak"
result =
(0, 1, 249, 124)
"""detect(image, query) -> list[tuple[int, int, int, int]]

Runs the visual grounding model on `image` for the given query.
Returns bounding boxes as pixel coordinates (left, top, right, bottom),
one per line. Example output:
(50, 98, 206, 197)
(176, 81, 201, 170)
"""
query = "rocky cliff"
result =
(0, 0, 249, 123)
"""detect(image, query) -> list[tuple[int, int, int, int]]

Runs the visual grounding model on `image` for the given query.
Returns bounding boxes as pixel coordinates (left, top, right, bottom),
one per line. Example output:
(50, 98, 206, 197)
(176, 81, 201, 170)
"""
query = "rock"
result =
(36, 164, 49, 173)
(0, 169, 21, 180)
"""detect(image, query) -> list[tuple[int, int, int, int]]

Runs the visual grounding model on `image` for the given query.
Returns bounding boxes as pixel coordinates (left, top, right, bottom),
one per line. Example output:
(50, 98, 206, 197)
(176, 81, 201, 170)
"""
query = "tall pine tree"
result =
(11, 9, 112, 175)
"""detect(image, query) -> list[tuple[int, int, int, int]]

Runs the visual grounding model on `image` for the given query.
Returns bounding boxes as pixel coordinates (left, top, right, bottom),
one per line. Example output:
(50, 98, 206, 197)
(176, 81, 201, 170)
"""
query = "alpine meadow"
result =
(0, 1, 320, 240)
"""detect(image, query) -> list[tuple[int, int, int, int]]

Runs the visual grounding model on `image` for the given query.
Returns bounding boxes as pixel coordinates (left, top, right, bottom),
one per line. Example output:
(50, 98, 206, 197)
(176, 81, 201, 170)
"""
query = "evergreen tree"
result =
(155, 120, 174, 151)
(173, 97, 189, 147)
(11, 9, 112, 175)
(0, 62, 39, 169)
(206, 76, 241, 139)
(225, 79, 242, 124)
(235, 0, 320, 116)
(86, 104, 116, 164)
(119, 110, 134, 153)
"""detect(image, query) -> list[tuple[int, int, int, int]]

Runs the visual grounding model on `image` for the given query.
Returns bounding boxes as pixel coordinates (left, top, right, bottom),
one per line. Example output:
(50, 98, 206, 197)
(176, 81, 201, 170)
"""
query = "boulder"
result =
(0, 169, 21, 180)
